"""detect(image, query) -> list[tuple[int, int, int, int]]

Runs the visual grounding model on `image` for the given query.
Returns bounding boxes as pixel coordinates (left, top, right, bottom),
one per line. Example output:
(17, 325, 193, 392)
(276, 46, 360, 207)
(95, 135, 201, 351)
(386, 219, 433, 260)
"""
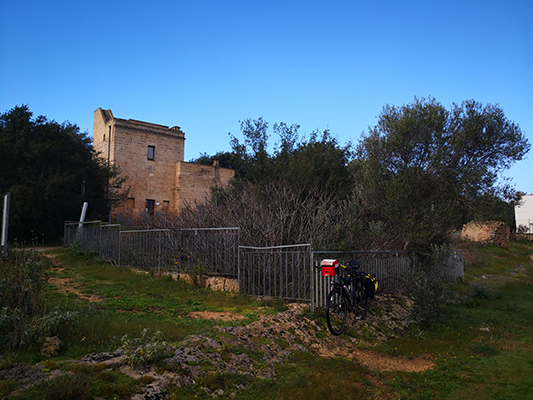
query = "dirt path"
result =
(43, 253, 103, 302)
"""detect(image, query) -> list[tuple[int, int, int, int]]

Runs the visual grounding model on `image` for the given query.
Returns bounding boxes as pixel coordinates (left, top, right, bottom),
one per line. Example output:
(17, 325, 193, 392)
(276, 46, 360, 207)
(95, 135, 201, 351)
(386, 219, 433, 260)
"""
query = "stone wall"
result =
(460, 221, 510, 249)
(176, 161, 234, 210)
(510, 233, 533, 242)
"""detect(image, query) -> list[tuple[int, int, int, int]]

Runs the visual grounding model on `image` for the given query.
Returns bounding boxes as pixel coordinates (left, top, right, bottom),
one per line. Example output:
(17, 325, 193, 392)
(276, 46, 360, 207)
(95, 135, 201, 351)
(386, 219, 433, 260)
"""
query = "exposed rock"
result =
(0, 363, 46, 393)
(80, 349, 125, 367)
(461, 221, 510, 249)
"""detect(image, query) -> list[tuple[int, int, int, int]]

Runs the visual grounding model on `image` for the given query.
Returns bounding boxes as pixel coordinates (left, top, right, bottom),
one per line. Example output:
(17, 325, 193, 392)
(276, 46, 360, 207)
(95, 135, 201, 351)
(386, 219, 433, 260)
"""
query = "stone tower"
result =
(93, 108, 234, 222)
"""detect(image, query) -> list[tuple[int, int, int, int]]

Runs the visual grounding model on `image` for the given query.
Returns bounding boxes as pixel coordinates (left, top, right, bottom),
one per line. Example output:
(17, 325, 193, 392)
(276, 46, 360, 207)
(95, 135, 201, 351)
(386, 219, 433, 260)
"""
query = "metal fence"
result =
(64, 221, 240, 276)
(239, 245, 312, 300)
(311, 251, 414, 309)
(64, 221, 464, 310)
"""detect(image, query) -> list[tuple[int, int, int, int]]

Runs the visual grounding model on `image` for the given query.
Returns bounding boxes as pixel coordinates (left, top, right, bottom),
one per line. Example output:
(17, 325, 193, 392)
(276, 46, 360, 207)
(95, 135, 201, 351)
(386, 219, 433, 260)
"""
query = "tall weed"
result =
(0, 252, 78, 350)
(120, 329, 170, 368)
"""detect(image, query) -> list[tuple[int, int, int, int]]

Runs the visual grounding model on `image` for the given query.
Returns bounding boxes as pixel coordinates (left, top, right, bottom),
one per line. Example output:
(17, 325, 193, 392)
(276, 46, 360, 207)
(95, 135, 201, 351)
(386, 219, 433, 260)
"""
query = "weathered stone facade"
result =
(460, 221, 510, 249)
(93, 108, 234, 221)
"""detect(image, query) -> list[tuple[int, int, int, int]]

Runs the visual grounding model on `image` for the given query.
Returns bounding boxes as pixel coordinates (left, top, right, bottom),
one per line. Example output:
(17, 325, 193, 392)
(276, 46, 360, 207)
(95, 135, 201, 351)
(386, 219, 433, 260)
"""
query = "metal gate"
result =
(239, 244, 312, 301)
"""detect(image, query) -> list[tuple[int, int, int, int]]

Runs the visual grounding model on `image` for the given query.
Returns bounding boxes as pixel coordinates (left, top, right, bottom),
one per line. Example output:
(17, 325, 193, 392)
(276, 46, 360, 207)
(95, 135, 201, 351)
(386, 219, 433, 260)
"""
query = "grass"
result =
(2, 240, 533, 399)
(4, 248, 264, 363)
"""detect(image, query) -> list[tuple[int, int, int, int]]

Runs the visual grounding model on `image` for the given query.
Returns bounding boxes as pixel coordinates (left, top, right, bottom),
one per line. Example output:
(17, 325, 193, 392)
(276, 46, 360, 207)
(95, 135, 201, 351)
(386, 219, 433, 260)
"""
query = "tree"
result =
(283, 129, 353, 200)
(0, 105, 126, 242)
(352, 97, 530, 251)
(194, 118, 353, 200)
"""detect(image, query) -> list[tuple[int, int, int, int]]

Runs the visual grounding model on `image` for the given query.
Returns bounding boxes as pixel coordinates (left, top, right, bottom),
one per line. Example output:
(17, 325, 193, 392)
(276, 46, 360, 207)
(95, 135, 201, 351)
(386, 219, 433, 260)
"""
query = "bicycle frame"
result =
(334, 264, 367, 313)
(322, 259, 370, 335)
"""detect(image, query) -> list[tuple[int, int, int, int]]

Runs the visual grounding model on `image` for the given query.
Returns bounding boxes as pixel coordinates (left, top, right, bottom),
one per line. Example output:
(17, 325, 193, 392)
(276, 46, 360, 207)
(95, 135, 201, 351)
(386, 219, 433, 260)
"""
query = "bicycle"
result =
(321, 259, 378, 336)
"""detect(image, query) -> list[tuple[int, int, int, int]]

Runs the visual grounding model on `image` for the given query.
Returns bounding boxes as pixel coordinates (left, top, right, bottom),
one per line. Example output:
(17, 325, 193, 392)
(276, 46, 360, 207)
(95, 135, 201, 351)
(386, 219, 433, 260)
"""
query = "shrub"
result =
(0, 253, 78, 350)
(120, 329, 170, 368)
(404, 245, 455, 327)
(31, 372, 92, 400)
(19, 307, 78, 348)
(68, 242, 98, 260)
(0, 257, 47, 315)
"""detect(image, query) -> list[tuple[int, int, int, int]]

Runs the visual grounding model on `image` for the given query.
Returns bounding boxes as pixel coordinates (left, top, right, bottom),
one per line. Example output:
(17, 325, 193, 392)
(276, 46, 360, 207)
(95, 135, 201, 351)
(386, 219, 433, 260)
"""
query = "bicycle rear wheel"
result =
(326, 287, 347, 335)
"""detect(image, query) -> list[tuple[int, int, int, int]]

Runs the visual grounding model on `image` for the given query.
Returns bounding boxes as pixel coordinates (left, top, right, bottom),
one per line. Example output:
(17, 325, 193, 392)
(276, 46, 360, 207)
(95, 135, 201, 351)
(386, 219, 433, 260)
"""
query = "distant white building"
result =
(515, 195, 533, 233)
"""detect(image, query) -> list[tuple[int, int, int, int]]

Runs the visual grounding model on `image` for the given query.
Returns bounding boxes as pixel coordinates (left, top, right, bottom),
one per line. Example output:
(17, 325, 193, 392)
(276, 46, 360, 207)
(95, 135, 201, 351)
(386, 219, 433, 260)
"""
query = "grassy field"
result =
(1, 240, 533, 399)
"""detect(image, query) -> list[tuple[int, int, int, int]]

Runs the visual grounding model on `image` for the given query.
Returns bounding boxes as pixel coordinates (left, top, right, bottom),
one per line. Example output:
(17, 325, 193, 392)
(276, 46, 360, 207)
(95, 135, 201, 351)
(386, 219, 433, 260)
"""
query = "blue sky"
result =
(1, 0, 532, 192)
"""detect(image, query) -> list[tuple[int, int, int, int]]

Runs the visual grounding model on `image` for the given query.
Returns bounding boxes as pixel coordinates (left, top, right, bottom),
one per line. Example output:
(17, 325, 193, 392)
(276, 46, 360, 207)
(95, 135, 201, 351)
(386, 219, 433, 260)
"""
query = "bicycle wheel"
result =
(354, 282, 369, 320)
(326, 287, 347, 335)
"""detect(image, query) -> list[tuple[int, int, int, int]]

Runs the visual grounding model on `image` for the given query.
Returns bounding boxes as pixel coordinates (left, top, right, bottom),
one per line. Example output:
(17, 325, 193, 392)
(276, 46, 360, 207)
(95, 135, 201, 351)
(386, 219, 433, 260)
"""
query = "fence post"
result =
(237, 230, 241, 294)
(118, 229, 122, 267)
(158, 229, 162, 277)
(310, 245, 314, 313)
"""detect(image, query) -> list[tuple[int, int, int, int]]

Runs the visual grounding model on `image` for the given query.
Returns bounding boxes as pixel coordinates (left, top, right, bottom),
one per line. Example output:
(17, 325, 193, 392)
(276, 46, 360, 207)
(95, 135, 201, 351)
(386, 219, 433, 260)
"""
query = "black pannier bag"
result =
(364, 274, 378, 299)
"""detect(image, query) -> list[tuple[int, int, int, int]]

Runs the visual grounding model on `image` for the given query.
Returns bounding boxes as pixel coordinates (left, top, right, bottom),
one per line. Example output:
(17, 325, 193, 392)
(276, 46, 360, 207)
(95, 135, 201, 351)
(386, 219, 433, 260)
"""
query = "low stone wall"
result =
(511, 233, 533, 242)
(132, 269, 239, 293)
(168, 272, 239, 293)
(461, 221, 510, 249)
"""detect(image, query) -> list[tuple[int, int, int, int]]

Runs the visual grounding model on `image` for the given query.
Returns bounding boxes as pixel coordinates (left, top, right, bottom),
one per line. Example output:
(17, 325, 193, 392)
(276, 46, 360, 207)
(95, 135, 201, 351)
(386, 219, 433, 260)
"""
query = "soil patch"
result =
(47, 277, 102, 302)
(188, 311, 247, 321)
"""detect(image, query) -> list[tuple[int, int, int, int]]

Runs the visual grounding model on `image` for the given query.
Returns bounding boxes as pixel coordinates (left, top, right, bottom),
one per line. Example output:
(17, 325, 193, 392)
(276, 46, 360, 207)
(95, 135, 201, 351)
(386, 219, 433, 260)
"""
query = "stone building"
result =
(93, 108, 234, 222)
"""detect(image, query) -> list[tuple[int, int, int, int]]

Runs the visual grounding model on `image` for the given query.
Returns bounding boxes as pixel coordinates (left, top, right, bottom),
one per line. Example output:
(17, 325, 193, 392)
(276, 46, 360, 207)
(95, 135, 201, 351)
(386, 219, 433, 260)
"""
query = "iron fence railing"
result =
(239, 245, 312, 300)
(64, 221, 464, 310)
(311, 251, 414, 310)
(64, 221, 240, 276)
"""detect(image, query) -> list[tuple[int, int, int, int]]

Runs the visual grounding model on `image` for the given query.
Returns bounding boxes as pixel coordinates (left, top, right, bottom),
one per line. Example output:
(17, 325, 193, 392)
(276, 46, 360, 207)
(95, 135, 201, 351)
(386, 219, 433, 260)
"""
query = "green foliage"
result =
(12, 365, 138, 400)
(464, 298, 480, 308)
(67, 242, 98, 261)
(0, 379, 18, 398)
(31, 372, 92, 400)
(193, 117, 353, 201)
(352, 97, 529, 252)
(404, 245, 455, 327)
(120, 329, 171, 368)
(0, 105, 127, 241)
(18, 307, 78, 348)
(0, 251, 79, 350)
(473, 285, 493, 299)
(92, 369, 138, 399)
(0, 256, 47, 315)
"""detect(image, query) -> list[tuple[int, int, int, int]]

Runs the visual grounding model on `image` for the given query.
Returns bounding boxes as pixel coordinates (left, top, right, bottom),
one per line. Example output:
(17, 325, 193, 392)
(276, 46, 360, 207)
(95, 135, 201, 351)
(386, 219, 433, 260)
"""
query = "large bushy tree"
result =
(195, 117, 353, 200)
(352, 97, 529, 251)
(0, 105, 125, 242)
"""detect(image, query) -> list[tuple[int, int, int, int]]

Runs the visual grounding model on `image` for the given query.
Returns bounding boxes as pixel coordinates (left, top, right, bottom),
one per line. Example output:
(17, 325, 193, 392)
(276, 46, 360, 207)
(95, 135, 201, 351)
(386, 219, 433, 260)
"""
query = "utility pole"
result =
(2, 192, 10, 256)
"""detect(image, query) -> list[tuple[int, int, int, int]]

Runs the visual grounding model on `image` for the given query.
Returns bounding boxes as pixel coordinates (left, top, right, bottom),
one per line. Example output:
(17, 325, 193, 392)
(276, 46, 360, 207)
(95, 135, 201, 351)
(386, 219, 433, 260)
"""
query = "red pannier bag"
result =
(321, 259, 339, 277)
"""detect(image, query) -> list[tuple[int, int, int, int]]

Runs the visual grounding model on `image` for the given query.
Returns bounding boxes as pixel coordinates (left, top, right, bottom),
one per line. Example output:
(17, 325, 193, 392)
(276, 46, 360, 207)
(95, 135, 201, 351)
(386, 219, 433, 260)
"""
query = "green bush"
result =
(120, 328, 170, 368)
(0, 253, 78, 350)
(23, 372, 92, 400)
(0, 257, 47, 315)
(68, 242, 98, 260)
(19, 307, 78, 348)
(405, 245, 455, 327)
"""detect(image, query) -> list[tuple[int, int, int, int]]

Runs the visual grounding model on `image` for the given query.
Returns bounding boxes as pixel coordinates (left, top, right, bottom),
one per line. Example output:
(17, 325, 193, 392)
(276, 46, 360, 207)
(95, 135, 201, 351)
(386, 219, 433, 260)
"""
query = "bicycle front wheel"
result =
(326, 287, 347, 335)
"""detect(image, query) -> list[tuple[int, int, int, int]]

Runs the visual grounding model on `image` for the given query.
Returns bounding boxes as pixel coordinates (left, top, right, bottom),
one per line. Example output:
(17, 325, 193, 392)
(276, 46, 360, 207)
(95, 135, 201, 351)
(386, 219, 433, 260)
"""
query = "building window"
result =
(127, 197, 135, 209)
(145, 199, 155, 215)
(147, 145, 155, 160)
(163, 200, 169, 211)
